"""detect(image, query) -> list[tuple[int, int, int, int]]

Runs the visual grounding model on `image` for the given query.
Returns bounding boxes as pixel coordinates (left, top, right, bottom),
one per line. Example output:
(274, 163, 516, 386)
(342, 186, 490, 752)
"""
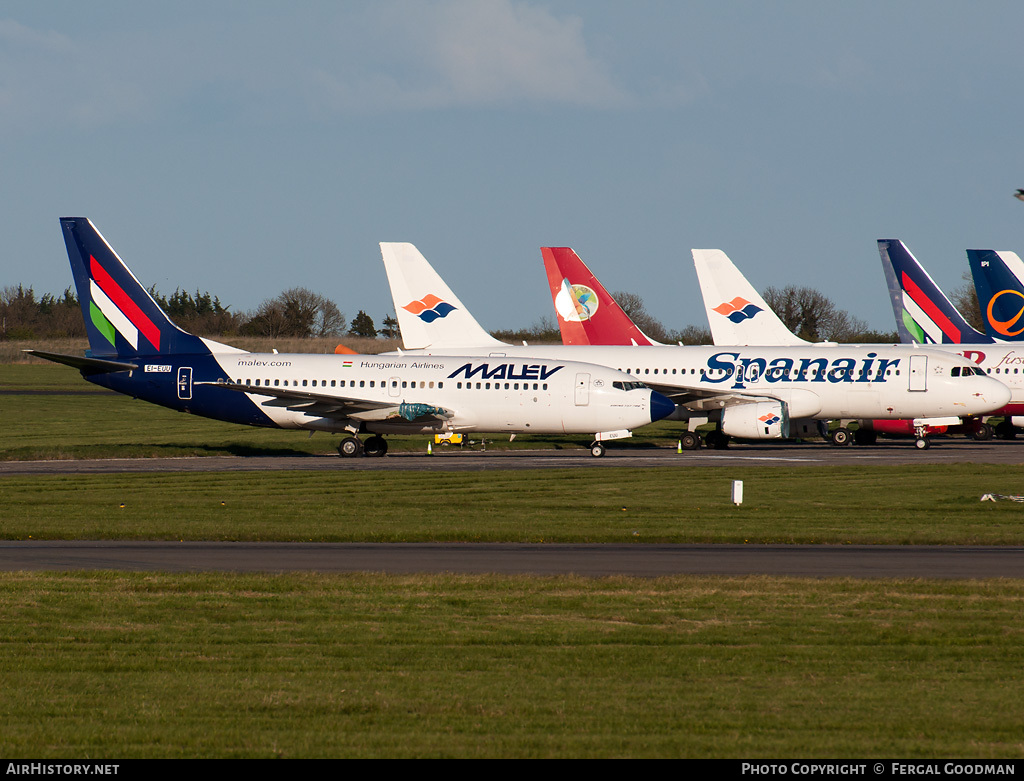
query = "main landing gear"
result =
(337, 435, 388, 458)
(590, 441, 606, 458)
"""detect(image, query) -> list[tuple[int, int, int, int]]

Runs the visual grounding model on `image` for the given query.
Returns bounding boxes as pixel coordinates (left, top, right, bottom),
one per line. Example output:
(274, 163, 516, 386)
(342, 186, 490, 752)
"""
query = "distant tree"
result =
(241, 288, 345, 338)
(1, 285, 85, 340)
(1, 285, 39, 339)
(348, 310, 377, 338)
(611, 291, 669, 343)
(379, 313, 400, 340)
(762, 285, 869, 342)
(667, 324, 712, 345)
(950, 271, 985, 333)
(490, 316, 561, 344)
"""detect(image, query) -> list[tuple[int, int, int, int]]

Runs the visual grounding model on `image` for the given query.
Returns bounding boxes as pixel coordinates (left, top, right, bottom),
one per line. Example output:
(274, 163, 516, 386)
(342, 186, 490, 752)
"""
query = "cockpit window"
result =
(613, 381, 647, 391)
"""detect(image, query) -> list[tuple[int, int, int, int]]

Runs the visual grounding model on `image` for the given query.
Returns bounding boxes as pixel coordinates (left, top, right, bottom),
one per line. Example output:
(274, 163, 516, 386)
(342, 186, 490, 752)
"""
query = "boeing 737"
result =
(27, 219, 675, 457)
(379, 243, 1009, 450)
(880, 239, 1024, 438)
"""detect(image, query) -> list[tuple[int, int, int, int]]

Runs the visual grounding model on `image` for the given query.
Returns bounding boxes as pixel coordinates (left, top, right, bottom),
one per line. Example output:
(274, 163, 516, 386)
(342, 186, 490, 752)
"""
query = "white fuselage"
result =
(207, 352, 666, 436)
(389, 344, 1010, 422)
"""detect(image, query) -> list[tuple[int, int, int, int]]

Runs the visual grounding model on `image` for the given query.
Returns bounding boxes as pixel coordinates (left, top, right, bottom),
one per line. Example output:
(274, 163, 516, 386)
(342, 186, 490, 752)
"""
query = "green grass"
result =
(4, 464, 1024, 544)
(5, 363, 1024, 758)
(1, 572, 1022, 758)
(0, 362, 694, 458)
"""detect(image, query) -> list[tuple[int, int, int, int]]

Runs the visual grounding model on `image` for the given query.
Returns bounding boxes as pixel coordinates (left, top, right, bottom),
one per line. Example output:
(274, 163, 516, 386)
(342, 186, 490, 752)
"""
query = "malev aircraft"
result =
(379, 243, 1008, 451)
(967, 248, 1024, 342)
(880, 239, 1024, 439)
(27, 219, 675, 458)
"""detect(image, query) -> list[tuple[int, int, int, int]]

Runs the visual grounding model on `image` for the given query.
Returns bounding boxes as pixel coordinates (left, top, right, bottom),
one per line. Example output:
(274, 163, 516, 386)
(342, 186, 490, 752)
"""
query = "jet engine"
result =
(720, 401, 789, 439)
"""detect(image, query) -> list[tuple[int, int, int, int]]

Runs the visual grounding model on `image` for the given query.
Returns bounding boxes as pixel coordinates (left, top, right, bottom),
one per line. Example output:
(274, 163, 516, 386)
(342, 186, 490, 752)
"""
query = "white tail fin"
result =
(379, 243, 506, 350)
(692, 249, 809, 346)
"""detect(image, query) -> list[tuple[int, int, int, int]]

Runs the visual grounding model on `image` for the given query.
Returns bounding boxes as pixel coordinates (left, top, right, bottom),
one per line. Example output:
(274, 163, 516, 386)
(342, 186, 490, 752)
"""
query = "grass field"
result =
(2, 572, 1023, 758)
(4, 362, 1024, 757)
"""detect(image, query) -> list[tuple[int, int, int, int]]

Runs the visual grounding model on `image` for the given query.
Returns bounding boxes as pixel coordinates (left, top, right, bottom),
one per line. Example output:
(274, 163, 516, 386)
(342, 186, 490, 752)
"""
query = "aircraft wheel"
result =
(970, 422, 994, 441)
(915, 437, 930, 450)
(705, 430, 730, 450)
(363, 436, 388, 457)
(995, 420, 1017, 440)
(338, 436, 363, 458)
(829, 427, 851, 447)
(854, 427, 876, 446)
(680, 432, 701, 451)
(590, 442, 606, 458)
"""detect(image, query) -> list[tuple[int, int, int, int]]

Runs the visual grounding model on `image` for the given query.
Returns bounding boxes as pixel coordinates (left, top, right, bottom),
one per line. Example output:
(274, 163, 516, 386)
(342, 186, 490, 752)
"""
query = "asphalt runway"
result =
(2, 541, 1024, 578)
(4, 439, 1024, 578)
(2, 437, 1024, 476)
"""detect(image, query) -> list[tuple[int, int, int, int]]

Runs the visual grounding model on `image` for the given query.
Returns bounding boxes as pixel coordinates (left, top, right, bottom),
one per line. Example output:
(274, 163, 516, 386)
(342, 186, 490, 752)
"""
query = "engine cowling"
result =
(721, 401, 789, 439)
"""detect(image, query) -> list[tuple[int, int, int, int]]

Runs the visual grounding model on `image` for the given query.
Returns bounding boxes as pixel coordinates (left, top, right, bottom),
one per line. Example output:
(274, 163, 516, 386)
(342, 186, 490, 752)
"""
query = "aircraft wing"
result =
(644, 380, 781, 413)
(202, 381, 454, 424)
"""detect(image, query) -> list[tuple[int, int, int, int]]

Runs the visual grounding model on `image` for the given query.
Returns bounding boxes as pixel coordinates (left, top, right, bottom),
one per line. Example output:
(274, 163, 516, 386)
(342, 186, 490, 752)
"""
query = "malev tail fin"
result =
(691, 249, 808, 346)
(968, 248, 1024, 341)
(540, 247, 662, 346)
(379, 242, 506, 350)
(877, 239, 992, 345)
(60, 218, 219, 358)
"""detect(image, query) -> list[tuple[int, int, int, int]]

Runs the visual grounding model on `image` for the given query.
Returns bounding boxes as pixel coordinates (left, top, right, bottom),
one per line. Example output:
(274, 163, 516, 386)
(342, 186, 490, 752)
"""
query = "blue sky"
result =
(3, 1, 1023, 335)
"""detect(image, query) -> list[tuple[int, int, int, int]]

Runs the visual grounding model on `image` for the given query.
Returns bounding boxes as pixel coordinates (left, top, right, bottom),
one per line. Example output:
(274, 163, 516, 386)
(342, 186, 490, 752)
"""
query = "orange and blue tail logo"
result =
(713, 297, 762, 324)
(969, 249, 1024, 341)
(403, 294, 457, 323)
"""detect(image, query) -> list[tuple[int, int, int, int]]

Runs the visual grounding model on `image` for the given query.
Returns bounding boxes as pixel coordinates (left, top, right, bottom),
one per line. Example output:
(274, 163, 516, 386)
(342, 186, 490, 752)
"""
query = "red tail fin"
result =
(541, 247, 660, 346)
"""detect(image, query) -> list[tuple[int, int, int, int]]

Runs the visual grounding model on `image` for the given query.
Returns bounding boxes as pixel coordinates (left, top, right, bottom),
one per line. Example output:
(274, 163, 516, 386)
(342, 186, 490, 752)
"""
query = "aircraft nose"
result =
(985, 377, 1012, 410)
(649, 391, 676, 422)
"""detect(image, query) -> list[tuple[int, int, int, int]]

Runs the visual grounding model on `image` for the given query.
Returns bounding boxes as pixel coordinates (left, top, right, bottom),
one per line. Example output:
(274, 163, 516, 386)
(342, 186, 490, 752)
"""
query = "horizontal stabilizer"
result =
(23, 350, 138, 373)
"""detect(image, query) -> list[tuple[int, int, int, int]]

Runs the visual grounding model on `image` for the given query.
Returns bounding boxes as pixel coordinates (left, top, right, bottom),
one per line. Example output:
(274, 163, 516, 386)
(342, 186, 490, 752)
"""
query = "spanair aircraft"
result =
(379, 243, 1009, 450)
(546, 243, 1003, 447)
(26, 219, 675, 458)
(879, 239, 1024, 439)
(967, 248, 1024, 342)
(689, 246, 1006, 444)
(691, 249, 810, 347)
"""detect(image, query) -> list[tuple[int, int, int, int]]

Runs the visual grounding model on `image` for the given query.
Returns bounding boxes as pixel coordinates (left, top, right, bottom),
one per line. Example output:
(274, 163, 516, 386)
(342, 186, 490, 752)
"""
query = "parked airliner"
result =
(880, 239, 1024, 439)
(379, 243, 1009, 450)
(27, 219, 675, 457)
(967, 248, 1024, 342)
(545, 244, 1006, 448)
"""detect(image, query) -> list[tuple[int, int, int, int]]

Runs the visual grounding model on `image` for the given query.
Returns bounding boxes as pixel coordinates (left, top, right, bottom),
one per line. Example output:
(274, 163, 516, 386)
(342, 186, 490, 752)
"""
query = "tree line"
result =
(0, 284, 398, 342)
(8, 279, 965, 345)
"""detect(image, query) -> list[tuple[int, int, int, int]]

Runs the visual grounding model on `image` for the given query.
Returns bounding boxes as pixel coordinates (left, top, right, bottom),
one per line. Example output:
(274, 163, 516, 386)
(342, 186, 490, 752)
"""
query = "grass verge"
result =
(4, 464, 1024, 544)
(1, 572, 1022, 758)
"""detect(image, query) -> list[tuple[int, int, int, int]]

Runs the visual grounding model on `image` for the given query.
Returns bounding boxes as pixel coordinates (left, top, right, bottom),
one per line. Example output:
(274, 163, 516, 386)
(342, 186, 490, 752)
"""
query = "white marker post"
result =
(731, 480, 743, 506)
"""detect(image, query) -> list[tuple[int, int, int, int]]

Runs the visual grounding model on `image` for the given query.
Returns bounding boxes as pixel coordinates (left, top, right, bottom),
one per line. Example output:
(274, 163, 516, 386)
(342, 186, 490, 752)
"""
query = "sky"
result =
(3, 0, 1023, 336)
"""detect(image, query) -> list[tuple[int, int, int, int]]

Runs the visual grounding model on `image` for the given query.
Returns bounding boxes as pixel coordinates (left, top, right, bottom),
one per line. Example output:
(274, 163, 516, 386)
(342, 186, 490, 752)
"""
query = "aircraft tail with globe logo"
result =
(540, 247, 664, 346)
